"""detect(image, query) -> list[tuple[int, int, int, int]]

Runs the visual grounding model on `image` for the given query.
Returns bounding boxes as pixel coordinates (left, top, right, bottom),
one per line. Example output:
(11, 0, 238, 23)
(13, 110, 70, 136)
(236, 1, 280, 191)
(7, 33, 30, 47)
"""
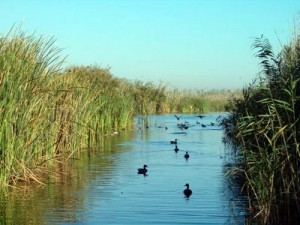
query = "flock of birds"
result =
(136, 114, 214, 199)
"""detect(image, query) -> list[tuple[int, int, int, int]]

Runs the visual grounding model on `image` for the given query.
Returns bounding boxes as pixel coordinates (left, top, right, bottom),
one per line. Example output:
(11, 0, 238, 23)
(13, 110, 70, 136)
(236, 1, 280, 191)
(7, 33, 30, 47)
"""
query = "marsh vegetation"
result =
(0, 28, 239, 187)
(222, 32, 300, 224)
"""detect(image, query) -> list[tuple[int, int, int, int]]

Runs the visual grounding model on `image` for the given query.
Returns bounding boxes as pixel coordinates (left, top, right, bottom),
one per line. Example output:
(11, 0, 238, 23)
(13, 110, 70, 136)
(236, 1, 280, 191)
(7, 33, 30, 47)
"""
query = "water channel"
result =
(0, 113, 247, 224)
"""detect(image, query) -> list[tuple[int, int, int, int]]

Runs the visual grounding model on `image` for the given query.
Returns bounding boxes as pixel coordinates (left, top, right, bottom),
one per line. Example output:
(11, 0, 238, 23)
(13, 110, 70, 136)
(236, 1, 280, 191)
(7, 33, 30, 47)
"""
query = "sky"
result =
(1, 0, 300, 90)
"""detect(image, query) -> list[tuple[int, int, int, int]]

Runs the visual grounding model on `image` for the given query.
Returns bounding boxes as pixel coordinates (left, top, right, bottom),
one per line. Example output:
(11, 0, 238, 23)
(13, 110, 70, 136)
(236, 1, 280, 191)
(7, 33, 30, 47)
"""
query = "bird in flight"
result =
(174, 115, 181, 120)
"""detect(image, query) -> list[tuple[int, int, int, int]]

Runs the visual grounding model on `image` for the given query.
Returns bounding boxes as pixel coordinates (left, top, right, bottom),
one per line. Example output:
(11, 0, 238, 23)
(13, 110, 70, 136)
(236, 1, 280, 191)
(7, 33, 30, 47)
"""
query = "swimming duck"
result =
(196, 114, 205, 119)
(174, 145, 179, 153)
(170, 139, 178, 144)
(183, 183, 192, 198)
(177, 123, 189, 130)
(137, 165, 148, 174)
(184, 151, 190, 159)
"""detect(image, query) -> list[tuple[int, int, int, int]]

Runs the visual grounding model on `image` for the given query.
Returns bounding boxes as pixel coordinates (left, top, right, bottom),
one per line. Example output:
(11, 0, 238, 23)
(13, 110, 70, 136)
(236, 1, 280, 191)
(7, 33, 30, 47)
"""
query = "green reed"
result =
(222, 34, 300, 224)
(0, 32, 136, 186)
(0, 29, 64, 186)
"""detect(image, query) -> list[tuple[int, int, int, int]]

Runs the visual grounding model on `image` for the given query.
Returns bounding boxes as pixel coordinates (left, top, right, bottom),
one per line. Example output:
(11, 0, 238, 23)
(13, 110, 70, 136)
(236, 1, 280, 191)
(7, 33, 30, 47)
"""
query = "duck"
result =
(183, 183, 192, 198)
(137, 165, 148, 175)
(201, 124, 206, 128)
(170, 139, 178, 144)
(184, 151, 190, 159)
(174, 145, 179, 153)
(177, 123, 189, 130)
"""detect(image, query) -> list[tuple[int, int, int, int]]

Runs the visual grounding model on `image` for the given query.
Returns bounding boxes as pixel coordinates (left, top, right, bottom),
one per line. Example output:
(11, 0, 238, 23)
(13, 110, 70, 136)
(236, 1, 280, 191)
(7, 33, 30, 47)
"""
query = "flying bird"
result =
(174, 115, 182, 120)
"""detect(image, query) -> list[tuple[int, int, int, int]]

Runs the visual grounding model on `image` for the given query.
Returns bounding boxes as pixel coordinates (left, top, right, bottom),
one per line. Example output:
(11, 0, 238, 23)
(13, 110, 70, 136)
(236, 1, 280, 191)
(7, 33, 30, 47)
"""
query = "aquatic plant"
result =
(0, 29, 135, 187)
(0, 28, 64, 186)
(222, 33, 300, 224)
(164, 88, 240, 113)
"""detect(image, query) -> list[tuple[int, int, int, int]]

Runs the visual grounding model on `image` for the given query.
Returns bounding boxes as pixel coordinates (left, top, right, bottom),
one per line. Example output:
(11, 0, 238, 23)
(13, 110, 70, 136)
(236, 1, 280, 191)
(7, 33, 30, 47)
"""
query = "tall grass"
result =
(0, 30, 136, 187)
(0, 29, 65, 186)
(221, 33, 300, 224)
(163, 88, 241, 113)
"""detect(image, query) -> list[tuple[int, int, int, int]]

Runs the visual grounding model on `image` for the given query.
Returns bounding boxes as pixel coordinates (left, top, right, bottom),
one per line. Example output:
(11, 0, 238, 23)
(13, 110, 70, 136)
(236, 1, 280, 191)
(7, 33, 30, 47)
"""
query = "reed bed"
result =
(163, 88, 241, 113)
(0, 28, 238, 187)
(221, 33, 300, 224)
(0, 30, 136, 187)
(0, 29, 65, 186)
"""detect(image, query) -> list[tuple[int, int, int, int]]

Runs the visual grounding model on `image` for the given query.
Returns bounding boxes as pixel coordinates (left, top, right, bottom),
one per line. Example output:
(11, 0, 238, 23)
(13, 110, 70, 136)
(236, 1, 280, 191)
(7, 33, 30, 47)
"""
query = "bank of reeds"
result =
(164, 88, 241, 113)
(0, 30, 65, 186)
(221, 33, 300, 224)
(0, 30, 136, 187)
(0, 28, 238, 187)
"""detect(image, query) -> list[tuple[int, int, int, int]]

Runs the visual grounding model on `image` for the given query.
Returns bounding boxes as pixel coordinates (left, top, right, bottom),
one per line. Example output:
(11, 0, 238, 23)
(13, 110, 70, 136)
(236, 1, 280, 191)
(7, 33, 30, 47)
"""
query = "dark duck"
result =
(183, 183, 192, 198)
(170, 139, 178, 144)
(174, 145, 179, 153)
(184, 151, 190, 159)
(137, 165, 148, 175)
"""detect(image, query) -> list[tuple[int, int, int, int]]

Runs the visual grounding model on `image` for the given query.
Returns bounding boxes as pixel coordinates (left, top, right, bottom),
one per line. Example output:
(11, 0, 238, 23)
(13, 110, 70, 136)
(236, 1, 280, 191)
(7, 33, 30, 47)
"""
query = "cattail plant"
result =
(0, 28, 64, 186)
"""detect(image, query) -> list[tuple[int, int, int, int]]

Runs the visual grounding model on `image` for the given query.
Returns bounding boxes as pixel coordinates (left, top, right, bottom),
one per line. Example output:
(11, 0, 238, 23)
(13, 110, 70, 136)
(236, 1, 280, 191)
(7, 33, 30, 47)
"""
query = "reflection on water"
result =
(0, 113, 247, 225)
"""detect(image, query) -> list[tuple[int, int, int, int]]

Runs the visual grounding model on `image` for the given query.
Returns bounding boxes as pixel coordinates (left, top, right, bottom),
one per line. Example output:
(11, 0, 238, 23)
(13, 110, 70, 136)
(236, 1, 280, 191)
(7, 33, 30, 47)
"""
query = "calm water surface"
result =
(0, 113, 247, 225)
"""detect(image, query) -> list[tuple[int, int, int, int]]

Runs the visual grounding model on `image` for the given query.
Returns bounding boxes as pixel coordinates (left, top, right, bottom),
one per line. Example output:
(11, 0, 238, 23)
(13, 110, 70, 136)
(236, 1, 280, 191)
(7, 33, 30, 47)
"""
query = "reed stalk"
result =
(222, 33, 300, 224)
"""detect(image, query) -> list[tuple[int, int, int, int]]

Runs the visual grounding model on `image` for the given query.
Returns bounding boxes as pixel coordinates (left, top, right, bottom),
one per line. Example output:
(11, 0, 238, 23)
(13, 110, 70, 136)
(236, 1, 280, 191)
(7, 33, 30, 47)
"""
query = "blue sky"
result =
(1, 0, 300, 90)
